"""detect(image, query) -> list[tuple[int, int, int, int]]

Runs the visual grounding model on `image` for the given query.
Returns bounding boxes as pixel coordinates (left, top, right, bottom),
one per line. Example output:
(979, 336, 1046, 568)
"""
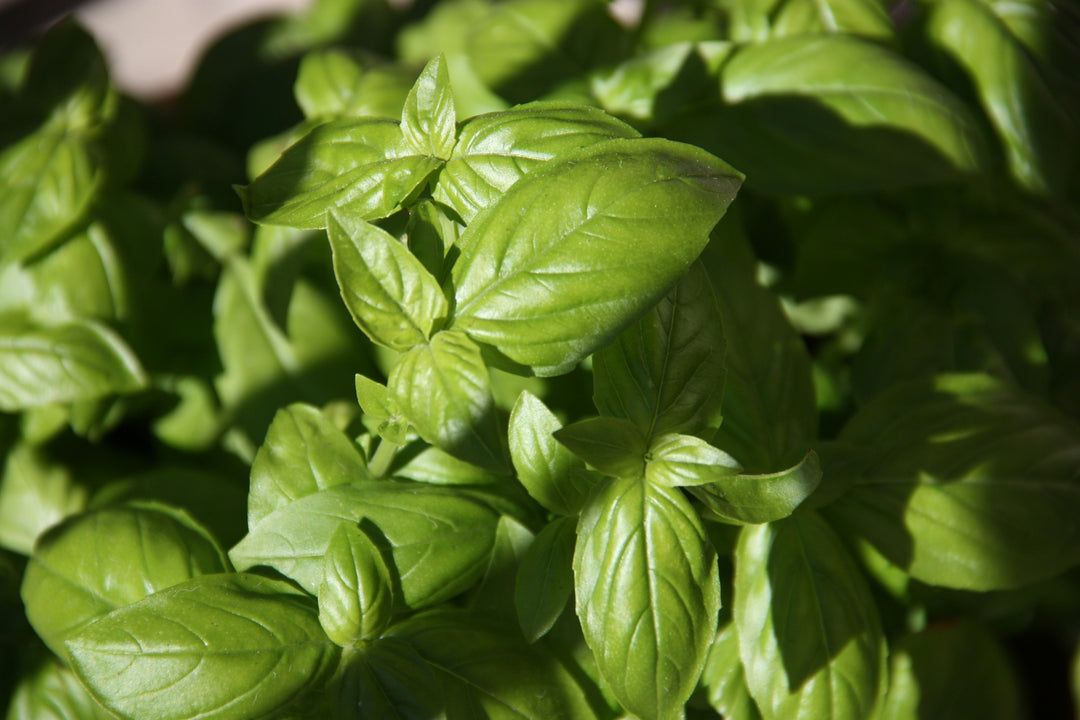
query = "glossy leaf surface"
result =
(508, 391, 589, 516)
(319, 523, 395, 645)
(690, 450, 822, 525)
(400, 54, 457, 159)
(554, 416, 647, 479)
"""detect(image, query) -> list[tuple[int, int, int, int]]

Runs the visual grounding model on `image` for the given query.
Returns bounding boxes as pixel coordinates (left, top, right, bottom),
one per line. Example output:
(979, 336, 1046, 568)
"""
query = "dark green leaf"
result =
(66, 573, 337, 720)
(689, 450, 822, 525)
(328, 638, 447, 720)
(328, 210, 448, 350)
(400, 55, 457, 159)
(0, 314, 145, 412)
(593, 261, 727, 441)
(451, 138, 742, 376)
(229, 482, 501, 607)
(554, 417, 647, 479)
(880, 621, 1022, 720)
(575, 476, 721, 720)
(508, 391, 590, 515)
(432, 102, 640, 222)
(22, 504, 228, 658)
(241, 119, 442, 229)
(388, 330, 507, 472)
(248, 402, 372, 529)
(727, 0, 893, 43)
(515, 515, 576, 642)
(823, 373, 1080, 590)
(6, 651, 115, 720)
(319, 523, 395, 645)
(699, 623, 763, 720)
(734, 512, 886, 720)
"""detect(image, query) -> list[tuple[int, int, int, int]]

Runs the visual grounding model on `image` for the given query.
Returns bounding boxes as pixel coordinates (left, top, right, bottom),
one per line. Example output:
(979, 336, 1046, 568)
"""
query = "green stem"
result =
(368, 436, 400, 478)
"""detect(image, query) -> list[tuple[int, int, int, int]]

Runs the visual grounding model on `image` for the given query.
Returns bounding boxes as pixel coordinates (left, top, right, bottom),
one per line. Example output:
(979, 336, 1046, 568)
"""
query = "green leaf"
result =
(451, 137, 743, 376)
(241, 119, 443, 229)
(554, 417, 647, 479)
(465, 0, 628, 103)
(65, 573, 338, 720)
(229, 482, 501, 607)
(328, 210, 448, 350)
(734, 512, 886, 720)
(699, 623, 763, 720)
(593, 261, 727, 441)
(574, 476, 721, 720)
(508, 391, 590, 515)
(432, 102, 640, 222)
(389, 609, 605, 719)
(689, 450, 822, 525)
(515, 515, 576, 642)
(294, 49, 411, 120)
(319, 523, 395, 646)
(823, 373, 1080, 590)
(645, 432, 742, 487)
(401, 55, 457, 159)
(329, 637, 447, 720)
(6, 651, 115, 720)
(0, 442, 85, 555)
(665, 35, 987, 193)
(880, 621, 1022, 720)
(355, 374, 411, 445)
(727, 0, 894, 43)
(388, 330, 507, 472)
(22, 504, 228, 659)
(391, 443, 503, 485)
(927, 0, 1075, 195)
(0, 314, 145, 412)
(248, 402, 372, 528)
(703, 222, 816, 471)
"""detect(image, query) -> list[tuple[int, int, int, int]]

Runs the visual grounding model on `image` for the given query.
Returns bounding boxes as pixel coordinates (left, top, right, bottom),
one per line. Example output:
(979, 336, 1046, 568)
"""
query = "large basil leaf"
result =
(451, 138, 742, 376)
(593, 261, 726, 441)
(699, 623, 763, 720)
(508, 391, 590, 516)
(734, 512, 886, 720)
(0, 314, 146, 412)
(389, 609, 605, 720)
(6, 651, 114, 720)
(574, 476, 721, 720)
(248, 402, 372, 528)
(727, 0, 893, 43)
(388, 330, 507, 472)
(515, 515, 576, 642)
(22, 504, 229, 659)
(65, 573, 338, 720)
(229, 482, 501, 606)
(702, 222, 816, 471)
(927, 0, 1075, 195)
(0, 442, 85, 555)
(319, 523, 395, 646)
(327, 210, 448, 350)
(664, 35, 986, 193)
(432, 102, 640, 222)
(240, 118, 442, 229)
(689, 450, 822, 525)
(880, 622, 1022, 720)
(823, 373, 1080, 590)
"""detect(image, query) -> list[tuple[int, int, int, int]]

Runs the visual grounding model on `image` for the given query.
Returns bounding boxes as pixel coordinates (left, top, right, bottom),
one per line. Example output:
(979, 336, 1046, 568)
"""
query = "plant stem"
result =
(368, 437, 399, 478)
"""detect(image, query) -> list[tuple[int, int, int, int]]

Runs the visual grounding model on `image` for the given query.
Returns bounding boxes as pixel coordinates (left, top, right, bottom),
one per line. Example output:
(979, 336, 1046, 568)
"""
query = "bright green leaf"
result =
(328, 210, 448, 350)
(401, 55, 457, 159)
(508, 391, 590, 515)
(728, 0, 894, 43)
(645, 432, 742, 487)
(65, 573, 338, 720)
(294, 49, 412, 120)
(575, 476, 721, 720)
(515, 515, 576, 642)
(388, 330, 507, 472)
(734, 512, 887, 720)
(0, 442, 85, 555)
(319, 523, 395, 646)
(699, 623, 763, 720)
(451, 137, 742, 376)
(690, 450, 822, 525)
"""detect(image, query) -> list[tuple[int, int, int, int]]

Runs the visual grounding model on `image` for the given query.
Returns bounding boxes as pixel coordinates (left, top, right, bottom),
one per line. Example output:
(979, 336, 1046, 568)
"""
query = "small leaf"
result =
(401, 55, 457, 159)
(241, 119, 442, 229)
(65, 573, 338, 720)
(508, 391, 589, 515)
(356, 374, 411, 446)
(432, 102, 640, 222)
(575, 476, 721, 720)
(645, 432, 742, 487)
(294, 49, 412, 121)
(554, 417, 647, 479)
(388, 330, 507, 472)
(0, 442, 85, 555)
(451, 137, 742, 376)
(515, 516, 576, 642)
(689, 450, 822, 525)
(593, 261, 727, 441)
(319, 523, 395, 646)
(734, 512, 887, 720)
(248, 403, 372, 528)
(229, 482, 501, 607)
(22, 504, 228, 659)
(328, 210, 448, 350)
(0, 314, 146, 412)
